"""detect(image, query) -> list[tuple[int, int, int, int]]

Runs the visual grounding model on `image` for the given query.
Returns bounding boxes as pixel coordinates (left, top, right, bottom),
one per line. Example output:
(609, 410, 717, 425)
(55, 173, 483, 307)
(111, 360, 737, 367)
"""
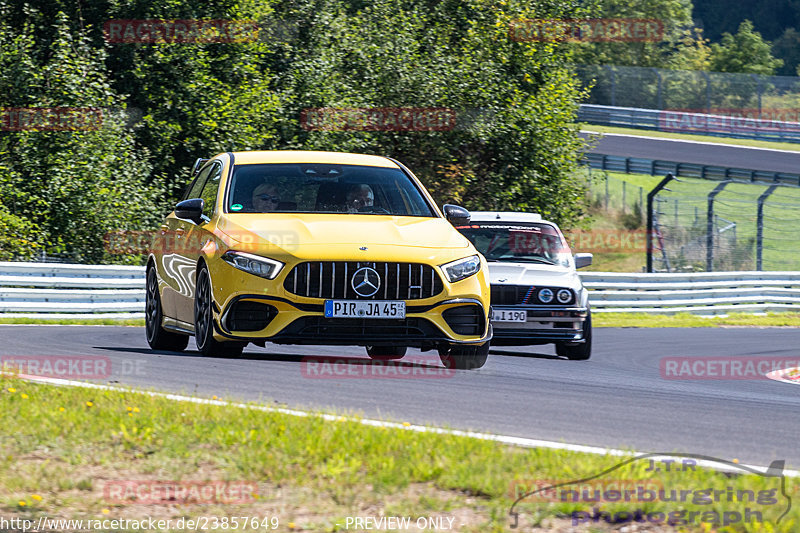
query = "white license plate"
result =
(493, 309, 527, 323)
(324, 300, 406, 319)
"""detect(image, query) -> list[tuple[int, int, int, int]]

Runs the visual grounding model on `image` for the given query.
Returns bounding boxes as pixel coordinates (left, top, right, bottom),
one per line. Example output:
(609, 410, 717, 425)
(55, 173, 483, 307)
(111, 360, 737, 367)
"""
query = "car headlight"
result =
(222, 251, 284, 280)
(538, 288, 554, 303)
(440, 254, 481, 283)
(557, 289, 572, 304)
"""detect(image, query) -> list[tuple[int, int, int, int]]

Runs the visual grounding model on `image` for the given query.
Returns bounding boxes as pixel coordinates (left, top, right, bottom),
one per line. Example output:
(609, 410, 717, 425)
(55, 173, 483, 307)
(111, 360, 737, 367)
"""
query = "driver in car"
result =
(346, 184, 374, 213)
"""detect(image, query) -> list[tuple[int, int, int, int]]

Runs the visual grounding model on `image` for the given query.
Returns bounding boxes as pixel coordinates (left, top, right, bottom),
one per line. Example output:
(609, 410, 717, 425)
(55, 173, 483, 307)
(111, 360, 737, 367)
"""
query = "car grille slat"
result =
(285, 262, 443, 300)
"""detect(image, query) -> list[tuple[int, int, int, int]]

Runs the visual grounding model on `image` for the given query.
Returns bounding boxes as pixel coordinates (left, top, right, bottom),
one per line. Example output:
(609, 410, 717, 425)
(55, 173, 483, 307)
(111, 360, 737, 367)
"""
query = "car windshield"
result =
(227, 163, 435, 216)
(457, 222, 572, 267)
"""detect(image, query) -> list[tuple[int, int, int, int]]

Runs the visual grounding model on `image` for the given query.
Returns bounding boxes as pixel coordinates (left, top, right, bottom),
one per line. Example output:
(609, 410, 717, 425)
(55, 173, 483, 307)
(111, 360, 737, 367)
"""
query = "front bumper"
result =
(490, 306, 588, 346)
(212, 294, 492, 347)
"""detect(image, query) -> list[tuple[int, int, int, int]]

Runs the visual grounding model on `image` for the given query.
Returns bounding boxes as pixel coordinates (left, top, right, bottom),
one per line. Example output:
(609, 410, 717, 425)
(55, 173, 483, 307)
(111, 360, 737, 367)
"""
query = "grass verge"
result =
(0, 376, 797, 532)
(0, 318, 145, 326)
(594, 312, 800, 328)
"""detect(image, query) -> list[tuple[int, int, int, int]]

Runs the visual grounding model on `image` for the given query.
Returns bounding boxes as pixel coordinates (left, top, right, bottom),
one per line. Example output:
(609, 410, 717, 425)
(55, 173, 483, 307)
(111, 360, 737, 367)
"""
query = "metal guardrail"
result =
(0, 262, 145, 318)
(582, 153, 800, 187)
(579, 104, 800, 144)
(581, 271, 800, 314)
(3, 263, 800, 317)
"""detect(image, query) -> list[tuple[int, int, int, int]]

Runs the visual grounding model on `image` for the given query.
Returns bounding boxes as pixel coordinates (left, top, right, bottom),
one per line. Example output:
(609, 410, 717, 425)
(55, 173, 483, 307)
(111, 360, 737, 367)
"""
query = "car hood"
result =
(486, 262, 583, 290)
(216, 214, 473, 261)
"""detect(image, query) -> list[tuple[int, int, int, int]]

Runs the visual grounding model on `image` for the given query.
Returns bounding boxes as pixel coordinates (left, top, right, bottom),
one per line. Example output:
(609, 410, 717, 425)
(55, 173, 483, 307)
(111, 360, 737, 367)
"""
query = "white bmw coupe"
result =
(456, 212, 593, 360)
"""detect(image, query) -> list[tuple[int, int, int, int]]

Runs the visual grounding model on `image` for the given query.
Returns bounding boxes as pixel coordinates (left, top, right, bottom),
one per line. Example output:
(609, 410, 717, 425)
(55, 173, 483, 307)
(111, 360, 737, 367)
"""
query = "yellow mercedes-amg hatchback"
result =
(146, 151, 491, 369)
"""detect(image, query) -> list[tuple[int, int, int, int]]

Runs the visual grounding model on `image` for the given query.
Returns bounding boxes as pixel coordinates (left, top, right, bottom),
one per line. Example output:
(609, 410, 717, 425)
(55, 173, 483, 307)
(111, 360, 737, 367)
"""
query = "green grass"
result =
(1, 376, 798, 532)
(0, 317, 145, 326)
(581, 168, 800, 271)
(582, 124, 800, 152)
(594, 312, 800, 328)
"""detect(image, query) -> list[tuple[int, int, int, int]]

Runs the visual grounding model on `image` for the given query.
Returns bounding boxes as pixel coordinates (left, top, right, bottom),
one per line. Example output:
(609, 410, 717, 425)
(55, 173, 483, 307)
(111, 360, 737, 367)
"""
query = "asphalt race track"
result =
(3, 325, 800, 468)
(581, 131, 800, 174)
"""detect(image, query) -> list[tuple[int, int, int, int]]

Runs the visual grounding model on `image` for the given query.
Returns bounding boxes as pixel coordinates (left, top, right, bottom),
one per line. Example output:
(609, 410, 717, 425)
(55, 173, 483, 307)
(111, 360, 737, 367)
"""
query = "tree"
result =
(0, 15, 163, 263)
(771, 27, 800, 76)
(709, 20, 783, 75)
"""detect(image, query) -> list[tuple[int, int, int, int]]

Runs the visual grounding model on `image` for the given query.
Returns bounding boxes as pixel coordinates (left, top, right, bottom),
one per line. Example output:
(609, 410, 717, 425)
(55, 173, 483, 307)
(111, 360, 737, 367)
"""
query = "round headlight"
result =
(538, 288, 554, 304)
(557, 289, 572, 304)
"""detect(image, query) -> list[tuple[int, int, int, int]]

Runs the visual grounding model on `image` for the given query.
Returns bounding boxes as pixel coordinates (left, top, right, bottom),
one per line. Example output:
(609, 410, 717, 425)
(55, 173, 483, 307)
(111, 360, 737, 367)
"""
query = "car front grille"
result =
(284, 262, 444, 300)
(491, 285, 574, 305)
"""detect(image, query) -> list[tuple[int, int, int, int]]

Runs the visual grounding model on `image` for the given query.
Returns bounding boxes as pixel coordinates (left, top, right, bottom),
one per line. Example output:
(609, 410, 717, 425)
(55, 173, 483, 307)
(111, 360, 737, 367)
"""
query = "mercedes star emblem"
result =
(351, 267, 381, 297)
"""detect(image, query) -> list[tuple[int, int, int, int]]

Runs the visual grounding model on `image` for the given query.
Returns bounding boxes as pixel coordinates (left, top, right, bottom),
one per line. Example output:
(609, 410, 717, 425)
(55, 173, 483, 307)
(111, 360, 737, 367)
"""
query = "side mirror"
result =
(175, 198, 204, 224)
(443, 204, 470, 226)
(574, 253, 593, 269)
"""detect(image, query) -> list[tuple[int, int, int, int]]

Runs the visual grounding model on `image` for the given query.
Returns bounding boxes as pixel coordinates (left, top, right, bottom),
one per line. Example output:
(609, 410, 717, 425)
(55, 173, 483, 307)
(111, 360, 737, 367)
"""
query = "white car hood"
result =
(487, 262, 583, 291)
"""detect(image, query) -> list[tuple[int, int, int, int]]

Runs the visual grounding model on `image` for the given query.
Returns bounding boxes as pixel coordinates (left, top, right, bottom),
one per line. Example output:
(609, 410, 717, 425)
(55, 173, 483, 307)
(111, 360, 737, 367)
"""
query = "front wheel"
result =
(556, 311, 592, 360)
(438, 342, 489, 370)
(194, 266, 246, 358)
(145, 266, 189, 351)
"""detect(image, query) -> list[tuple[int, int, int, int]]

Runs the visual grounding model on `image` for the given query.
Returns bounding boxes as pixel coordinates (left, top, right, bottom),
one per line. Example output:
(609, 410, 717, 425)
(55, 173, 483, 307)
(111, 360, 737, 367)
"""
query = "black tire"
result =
(145, 266, 189, 351)
(194, 266, 246, 358)
(556, 311, 592, 360)
(366, 345, 407, 360)
(438, 342, 489, 370)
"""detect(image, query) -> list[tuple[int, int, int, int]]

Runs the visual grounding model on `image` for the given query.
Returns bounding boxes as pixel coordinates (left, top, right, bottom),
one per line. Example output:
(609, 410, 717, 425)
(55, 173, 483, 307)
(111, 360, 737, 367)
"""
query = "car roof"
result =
(227, 150, 399, 168)
(469, 211, 545, 223)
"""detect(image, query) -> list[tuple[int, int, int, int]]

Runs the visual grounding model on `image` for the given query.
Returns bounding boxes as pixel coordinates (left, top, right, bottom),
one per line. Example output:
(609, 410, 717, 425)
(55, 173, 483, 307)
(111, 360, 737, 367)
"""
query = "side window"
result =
(199, 163, 223, 219)
(184, 164, 213, 201)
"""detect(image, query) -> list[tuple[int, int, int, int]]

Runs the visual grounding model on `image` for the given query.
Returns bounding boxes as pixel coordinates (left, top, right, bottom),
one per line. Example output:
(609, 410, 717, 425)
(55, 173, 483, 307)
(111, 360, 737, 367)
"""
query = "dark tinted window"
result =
(227, 163, 435, 216)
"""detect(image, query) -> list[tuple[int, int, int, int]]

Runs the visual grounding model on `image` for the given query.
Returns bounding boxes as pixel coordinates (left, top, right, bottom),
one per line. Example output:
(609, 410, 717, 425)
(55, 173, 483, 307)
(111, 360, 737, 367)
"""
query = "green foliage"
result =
(709, 20, 783, 75)
(572, 0, 694, 68)
(0, 13, 163, 263)
(0, 0, 593, 261)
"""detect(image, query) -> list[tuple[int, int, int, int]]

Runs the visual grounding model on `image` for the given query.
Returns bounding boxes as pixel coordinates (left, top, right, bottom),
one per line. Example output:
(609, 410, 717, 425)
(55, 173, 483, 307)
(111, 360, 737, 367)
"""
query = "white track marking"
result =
(5, 372, 798, 477)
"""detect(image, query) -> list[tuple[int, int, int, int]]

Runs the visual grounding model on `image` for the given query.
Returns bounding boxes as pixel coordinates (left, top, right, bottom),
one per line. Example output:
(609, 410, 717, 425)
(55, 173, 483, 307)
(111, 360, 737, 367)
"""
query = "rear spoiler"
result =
(190, 158, 209, 176)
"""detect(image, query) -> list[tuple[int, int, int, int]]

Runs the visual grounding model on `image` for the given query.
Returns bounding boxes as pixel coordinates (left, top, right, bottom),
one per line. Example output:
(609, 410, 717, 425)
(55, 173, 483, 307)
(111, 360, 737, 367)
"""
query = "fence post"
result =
(610, 66, 616, 107)
(647, 173, 675, 273)
(605, 173, 609, 209)
(703, 71, 711, 114)
(706, 181, 732, 272)
(622, 180, 627, 212)
(756, 185, 778, 271)
(674, 199, 679, 226)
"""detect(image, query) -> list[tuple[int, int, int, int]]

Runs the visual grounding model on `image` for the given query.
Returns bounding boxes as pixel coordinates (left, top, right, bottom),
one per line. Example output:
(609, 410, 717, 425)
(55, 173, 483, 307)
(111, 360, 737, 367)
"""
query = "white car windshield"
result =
(457, 222, 572, 267)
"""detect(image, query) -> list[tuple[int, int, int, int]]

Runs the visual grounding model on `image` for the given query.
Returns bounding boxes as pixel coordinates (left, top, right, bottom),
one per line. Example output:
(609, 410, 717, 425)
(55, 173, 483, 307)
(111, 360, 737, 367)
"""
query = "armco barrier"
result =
(0, 262, 145, 318)
(580, 271, 800, 314)
(578, 104, 800, 144)
(2, 262, 800, 317)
